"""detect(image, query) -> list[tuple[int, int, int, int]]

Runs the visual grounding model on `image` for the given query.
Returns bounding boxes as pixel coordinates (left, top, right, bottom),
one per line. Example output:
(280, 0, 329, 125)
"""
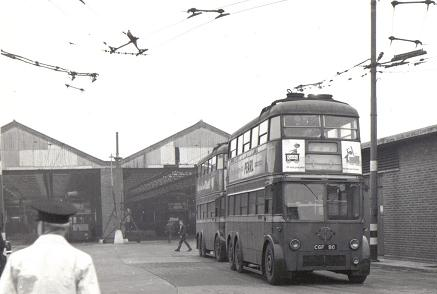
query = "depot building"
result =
(0, 120, 229, 244)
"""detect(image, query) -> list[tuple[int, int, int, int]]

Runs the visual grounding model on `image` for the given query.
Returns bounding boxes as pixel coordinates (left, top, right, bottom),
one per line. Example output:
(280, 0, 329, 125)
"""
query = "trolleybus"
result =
(224, 91, 369, 284)
(195, 143, 228, 261)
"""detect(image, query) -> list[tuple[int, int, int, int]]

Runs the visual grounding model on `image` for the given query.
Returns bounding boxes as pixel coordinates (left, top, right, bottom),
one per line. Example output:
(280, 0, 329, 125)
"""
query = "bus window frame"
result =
(326, 183, 361, 221)
(259, 120, 269, 145)
(279, 182, 363, 223)
(237, 135, 244, 156)
(230, 138, 237, 158)
(282, 114, 360, 141)
(251, 126, 259, 149)
(243, 130, 251, 153)
(269, 116, 281, 141)
(323, 115, 359, 140)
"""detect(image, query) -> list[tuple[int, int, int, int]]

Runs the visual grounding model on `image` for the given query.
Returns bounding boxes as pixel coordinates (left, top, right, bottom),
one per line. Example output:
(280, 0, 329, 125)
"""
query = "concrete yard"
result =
(75, 239, 437, 294)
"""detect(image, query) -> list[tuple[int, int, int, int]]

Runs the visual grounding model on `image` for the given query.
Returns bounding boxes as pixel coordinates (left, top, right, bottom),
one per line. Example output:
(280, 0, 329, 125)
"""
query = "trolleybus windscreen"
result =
(283, 183, 324, 221)
(284, 183, 360, 221)
(327, 184, 360, 220)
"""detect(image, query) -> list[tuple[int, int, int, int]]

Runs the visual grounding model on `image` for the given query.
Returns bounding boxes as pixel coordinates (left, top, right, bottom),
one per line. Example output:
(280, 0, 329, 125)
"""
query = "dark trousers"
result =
(176, 235, 192, 250)
(0, 255, 6, 277)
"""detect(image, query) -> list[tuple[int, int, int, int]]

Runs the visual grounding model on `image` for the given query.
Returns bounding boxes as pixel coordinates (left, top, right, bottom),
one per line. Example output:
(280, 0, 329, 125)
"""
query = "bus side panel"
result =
(246, 216, 272, 265)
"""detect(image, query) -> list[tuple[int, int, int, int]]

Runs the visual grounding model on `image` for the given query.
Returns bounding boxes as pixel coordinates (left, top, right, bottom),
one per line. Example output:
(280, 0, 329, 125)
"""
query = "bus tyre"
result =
(264, 242, 282, 285)
(198, 236, 204, 257)
(228, 241, 236, 270)
(234, 240, 244, 273)
(200, 237, 207, 257)
(348, 273, 367, 284)
(215, 237, 226, 262)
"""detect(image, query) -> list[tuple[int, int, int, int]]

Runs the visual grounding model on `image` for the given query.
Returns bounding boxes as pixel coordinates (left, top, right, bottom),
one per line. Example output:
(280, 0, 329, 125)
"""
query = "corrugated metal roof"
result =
(1, 120, 107, 166)
(361, 124, 437, 149)
(121, 120, 230, 163)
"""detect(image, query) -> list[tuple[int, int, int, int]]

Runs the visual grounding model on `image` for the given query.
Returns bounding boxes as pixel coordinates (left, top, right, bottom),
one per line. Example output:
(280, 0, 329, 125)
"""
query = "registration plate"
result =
(314, 244, 337, 250)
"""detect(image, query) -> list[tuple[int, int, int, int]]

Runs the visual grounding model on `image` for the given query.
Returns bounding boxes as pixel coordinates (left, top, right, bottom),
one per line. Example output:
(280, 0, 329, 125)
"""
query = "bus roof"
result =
(197, 142, 228, 165)
(231, 93, 359, 139)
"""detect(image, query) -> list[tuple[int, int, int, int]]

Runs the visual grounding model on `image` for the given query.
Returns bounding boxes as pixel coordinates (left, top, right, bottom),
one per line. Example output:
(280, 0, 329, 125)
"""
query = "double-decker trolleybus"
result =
(225, 91, 370, 284)
(195, 142, 228, 261)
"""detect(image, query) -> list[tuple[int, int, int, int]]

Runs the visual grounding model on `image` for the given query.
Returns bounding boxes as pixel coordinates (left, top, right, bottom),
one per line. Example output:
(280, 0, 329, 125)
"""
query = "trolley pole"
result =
(369, 0, 379, 261)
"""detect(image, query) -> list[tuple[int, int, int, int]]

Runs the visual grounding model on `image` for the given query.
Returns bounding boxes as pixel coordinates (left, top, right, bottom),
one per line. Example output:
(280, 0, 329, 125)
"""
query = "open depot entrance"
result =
(123, 168, 196, 239)
(1, 169, 102, 244)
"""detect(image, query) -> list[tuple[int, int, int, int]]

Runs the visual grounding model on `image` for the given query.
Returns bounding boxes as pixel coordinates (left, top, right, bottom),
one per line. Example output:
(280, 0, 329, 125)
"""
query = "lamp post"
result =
(369, 0, 379, 261)
(0, 133, 6, 238)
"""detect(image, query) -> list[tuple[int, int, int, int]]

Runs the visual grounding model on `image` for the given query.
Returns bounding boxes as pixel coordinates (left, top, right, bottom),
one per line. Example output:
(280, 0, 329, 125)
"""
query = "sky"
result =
(1, 0, 436, 160)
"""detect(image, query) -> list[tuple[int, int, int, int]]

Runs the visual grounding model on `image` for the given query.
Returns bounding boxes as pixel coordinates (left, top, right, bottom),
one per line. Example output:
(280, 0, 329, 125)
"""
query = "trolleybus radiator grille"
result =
(303, 255, 346, 267)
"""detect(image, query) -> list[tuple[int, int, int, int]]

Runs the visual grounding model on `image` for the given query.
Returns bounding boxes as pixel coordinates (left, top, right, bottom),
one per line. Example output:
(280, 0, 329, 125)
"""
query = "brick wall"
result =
(381, 135, 437, 262)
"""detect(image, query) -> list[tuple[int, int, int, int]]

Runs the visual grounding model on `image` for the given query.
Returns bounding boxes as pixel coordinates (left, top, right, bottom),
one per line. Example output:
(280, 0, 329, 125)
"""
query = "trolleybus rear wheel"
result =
(214, 236, 226, 262)
(264, 242, 282, 285)
(234, 240, 244, 273)
(228, 241, 236, 270)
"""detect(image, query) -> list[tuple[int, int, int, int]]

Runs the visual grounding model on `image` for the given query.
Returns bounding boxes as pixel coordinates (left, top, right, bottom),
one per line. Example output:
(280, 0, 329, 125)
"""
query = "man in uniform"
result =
(0, 199, 101, 294)
(174, 219, 192, 252)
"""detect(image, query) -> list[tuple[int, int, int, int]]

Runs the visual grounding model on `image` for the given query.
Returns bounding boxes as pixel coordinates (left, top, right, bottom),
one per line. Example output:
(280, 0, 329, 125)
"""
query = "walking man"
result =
(0, 199, 101, 294)
(166, 220, 173, 243)
(174, 219, 192, 252)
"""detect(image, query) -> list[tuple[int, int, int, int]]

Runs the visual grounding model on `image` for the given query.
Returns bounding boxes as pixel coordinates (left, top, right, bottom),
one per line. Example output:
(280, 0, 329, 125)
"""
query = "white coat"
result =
(0, 234, 100, 294)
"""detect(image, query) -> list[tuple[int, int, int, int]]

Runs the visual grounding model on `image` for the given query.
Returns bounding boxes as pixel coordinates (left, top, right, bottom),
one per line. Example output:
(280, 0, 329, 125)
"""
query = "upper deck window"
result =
(251, 126, 259, 149)
(243, 130, 251, 152)
(259, 120, 269, 145)
(230, 139, 237, 158)
(211, 156, 217, 171)
(283, 115, 321, 138)
(269, 116, 281, 140)
(237, 135, 244, 155)
(323, 116, 358, 140)
(283, 115, 358, 140)
(217, 154, 224, 169)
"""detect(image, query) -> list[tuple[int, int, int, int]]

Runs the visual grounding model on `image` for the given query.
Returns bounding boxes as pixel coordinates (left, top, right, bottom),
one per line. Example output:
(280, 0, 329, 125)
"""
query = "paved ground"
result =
(74, 239, 437, 294)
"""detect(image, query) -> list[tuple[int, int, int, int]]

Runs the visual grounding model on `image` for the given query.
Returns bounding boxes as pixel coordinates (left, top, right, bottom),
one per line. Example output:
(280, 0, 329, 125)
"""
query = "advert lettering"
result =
(244, 160, 254, 174)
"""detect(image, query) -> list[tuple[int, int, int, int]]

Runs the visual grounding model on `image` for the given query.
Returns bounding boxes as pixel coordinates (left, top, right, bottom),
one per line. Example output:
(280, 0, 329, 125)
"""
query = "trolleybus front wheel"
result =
(198, 236, 204, 257)
(348, 259, 369, 284)
(264, 242, 282, 285)
(234, 240, 244, 273)
(228, 240, 236, 270)
(348, 273, 367, 284)
(214, 236, 226, 262)
(200, 237, 207, 257)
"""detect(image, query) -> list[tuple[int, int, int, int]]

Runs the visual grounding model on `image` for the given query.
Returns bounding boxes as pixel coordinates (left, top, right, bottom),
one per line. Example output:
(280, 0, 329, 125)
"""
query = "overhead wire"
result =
(156, 0, 289, 48)
(1, 49, 98, 82)
(232, 0, 288, 15)
(292, 57, 371, 92)
(156, 18, 217, 48)
(219, 0, 257, 9)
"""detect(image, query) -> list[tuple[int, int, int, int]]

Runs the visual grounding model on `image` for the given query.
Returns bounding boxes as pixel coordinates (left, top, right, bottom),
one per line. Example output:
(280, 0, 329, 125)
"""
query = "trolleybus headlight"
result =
(289, 239, 301, 251)
(349, 239, 360, 250)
